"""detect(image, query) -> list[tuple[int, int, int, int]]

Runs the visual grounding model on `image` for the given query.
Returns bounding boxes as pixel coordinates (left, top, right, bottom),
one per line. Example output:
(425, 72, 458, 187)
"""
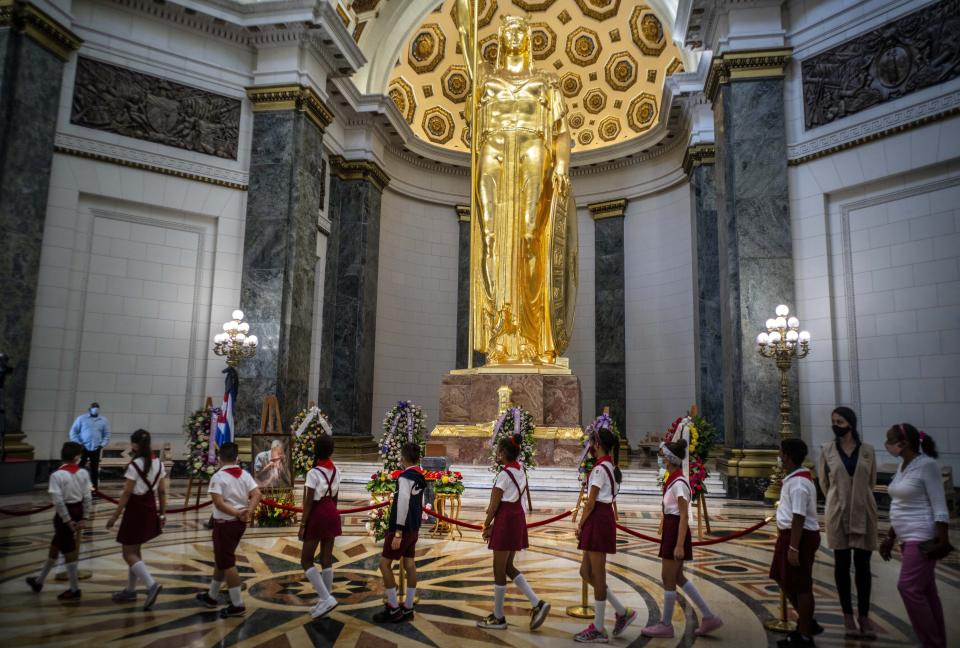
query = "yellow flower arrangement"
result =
(688, 422, 699, 455)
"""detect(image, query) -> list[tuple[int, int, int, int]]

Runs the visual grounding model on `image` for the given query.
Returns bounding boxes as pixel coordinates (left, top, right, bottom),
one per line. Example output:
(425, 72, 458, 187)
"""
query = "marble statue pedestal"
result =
(427, 369, 583, 466)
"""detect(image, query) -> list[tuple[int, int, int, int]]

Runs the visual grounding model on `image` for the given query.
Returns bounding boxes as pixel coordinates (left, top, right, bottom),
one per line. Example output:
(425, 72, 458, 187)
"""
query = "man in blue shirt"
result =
(68, 402, 110, 487)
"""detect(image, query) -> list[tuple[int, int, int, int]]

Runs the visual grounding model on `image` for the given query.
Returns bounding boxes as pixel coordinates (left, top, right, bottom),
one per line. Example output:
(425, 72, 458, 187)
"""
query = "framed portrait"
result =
(251, 434, 293, 491)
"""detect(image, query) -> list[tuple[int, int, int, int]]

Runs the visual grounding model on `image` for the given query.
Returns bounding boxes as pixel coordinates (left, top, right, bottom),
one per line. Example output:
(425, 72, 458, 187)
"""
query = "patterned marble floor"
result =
(1, 478, 958, 648)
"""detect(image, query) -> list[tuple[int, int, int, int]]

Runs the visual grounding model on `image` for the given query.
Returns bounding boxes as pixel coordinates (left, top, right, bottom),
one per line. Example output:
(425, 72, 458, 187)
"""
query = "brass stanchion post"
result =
(566, 481, 595, 618)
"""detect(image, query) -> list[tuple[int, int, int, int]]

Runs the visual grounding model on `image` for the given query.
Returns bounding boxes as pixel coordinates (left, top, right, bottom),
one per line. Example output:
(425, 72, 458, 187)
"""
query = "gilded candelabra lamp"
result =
(756, 304, 810, 501)
(213, 310, 258, 366)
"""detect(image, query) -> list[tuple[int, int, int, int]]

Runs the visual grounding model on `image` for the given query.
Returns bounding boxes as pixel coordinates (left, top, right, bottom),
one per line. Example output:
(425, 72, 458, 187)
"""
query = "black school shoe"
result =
(195, 592, 219, 608)
(372, 604, 404, 623)
(25, 577, 42, 593)
(398, 606, 415, 622)
(777, 631, 816, 648)
(219, 604, 246, 618)
(58, 589, 82, 601)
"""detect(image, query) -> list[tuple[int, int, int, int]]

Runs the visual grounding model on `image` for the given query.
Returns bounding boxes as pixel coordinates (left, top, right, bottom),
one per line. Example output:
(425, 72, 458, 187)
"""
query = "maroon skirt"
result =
(658, 514, 693, 560)
(213, 519, 246, 569)
(488, 499, 529, 551)
(116, 492, 161, 546)
(303, 497, 342, 541)
(769, 528, 820, 594)
(53, 502, 85, 554)
(578, 501, 617, 554)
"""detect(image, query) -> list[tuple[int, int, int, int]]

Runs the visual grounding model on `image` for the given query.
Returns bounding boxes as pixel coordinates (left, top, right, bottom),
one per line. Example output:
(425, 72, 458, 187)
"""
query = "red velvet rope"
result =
(525, 509, 573, 528)
(0, 503, 54, 516)
(92, 489, 213, 513)
(615, 517, 772, 546)
(259, 498, 390, 515)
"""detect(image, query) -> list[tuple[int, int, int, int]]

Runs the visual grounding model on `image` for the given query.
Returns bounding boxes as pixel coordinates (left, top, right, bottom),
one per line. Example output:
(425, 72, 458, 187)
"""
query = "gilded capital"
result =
(0, 0, 82, 61)
(245, 84, 334, 132)
(704, 48, 792, 104)
(455, 205, 470, 223)
(329, 155, 390, 192)
(682, 143, 716, 176)
(588, 198, 627, 220)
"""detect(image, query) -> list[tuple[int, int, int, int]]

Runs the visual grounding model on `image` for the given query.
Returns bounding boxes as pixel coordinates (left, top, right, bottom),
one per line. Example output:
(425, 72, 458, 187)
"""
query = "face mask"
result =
(885, 442, 902, 458)
(657, 456, 665, 471)
(89, 407, 99, 417)
(832, 425, 848, 437)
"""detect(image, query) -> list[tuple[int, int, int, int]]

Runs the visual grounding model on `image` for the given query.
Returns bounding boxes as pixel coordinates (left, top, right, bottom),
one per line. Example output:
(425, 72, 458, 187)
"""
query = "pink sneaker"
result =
(695, 615, 724, 636)
(641, 622, 675, 638)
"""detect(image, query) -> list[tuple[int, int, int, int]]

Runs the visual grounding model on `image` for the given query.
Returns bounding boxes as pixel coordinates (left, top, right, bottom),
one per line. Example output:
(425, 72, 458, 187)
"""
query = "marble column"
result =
(708, 50, 797, 499)
(236, 86, 331, 436)
(0, 4, 80, 458)
(589, 199, 627, 435)
(317, 156, 388, 446)
(454, 205, 484, 369)
(685, 146, 725, 443)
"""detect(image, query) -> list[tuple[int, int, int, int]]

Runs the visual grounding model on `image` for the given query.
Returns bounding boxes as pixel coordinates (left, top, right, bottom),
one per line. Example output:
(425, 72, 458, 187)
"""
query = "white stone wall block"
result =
(893, 285, 939, 311)
(908, 211, 956, 241)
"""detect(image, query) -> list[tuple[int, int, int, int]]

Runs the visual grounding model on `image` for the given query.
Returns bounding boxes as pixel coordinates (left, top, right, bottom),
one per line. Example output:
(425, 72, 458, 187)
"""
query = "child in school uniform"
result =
(195, 442, 260, 618)
(574, 427, 637, 643)
(373, 442, 426, 624)
(476, 434, 551, 631)
(641, 438, 722, 638)
(106, 429, 167, 611)
(299, 434, 341, 619)
(770, 438, 821, 648)
(26, 441, 92, 600)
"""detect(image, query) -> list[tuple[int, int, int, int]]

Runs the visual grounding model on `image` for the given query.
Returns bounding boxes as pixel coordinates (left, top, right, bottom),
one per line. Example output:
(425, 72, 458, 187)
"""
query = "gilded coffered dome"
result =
(384, 0, 682, 153)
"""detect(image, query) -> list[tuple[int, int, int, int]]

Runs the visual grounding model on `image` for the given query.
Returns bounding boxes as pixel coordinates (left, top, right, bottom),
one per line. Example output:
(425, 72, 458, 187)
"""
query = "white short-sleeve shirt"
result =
(587, 460, 619, 503)
(662, 475, 691, 515)
(776, 468, 820, 531)
(124, 457, 165, 496)
(494, 466, 527, 503)
(208, 465, 259, 521)
(889, 454, 950, 542)
(305, 464, 341, 500)
(49, 467, 91, 504)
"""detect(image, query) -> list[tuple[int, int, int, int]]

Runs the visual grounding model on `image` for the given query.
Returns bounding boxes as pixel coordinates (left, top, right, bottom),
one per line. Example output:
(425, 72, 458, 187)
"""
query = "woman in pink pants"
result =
(880, 423, 951, 648)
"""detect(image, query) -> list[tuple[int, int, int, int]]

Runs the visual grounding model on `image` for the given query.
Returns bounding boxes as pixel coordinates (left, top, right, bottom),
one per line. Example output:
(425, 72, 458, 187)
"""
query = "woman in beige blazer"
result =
(817, 407, 877, 639)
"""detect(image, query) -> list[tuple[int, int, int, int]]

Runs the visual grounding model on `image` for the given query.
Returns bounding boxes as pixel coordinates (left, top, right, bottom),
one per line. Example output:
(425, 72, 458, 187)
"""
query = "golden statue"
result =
(454, 1, 578, 367)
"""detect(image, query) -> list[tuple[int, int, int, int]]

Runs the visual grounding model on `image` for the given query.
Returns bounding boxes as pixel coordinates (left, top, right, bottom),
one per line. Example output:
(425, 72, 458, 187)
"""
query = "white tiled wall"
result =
(791, 115, 960, 474)
(623, 182, 696, 443)
(566, 206, 596, 426)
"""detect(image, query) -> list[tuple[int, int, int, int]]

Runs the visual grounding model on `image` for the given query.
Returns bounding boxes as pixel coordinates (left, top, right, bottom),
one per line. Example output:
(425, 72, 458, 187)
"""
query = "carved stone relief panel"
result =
(70, 57, 241, 159)
(801, 0, 960, 130)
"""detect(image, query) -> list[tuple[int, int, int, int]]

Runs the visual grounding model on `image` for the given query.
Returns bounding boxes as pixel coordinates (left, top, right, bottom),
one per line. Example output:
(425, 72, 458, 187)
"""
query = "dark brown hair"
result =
(889, 422, 938, 458)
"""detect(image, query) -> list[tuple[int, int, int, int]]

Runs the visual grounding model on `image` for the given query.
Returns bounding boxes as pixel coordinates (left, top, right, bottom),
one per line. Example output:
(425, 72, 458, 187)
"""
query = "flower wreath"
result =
(489, 406, 537, 474)
(578, 412, 622, 483)
(184, 406, 218, 481)
(290, 406, 333, 477)
(657, 407, 717, 499)
(378, 400, 426, 471)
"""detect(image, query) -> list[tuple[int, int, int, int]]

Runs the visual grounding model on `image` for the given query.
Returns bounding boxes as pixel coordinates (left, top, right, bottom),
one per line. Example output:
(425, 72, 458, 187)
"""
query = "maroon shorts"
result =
(578, 501, 617, 554)
(303, 497, 342, 541)
(769, 528, 821, 594)
(52, 502, 85, 554)
(382, 530, 418, 560)
(488, 500, 529, 552)
(116, 493, 161, 546)
(213, 519, 246, 569)
(658, 514, 693, 561)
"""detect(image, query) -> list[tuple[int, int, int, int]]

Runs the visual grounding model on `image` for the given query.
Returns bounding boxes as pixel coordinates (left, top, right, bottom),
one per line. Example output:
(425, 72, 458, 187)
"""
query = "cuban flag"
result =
(210, 367, 238, 461)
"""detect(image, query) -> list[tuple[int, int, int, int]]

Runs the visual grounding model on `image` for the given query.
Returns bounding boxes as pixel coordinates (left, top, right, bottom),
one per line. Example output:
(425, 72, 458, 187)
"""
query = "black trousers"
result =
(835, 547, 872, 617)
(79, 447, 102, 487)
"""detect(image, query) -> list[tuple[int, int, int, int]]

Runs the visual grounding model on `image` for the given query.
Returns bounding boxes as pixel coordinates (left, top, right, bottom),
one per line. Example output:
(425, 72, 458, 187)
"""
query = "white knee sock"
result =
(494, 584, 507, 618)
(36, 558, 56, 584)
(681, 581, 714, 618)
(606, 590, 626, 616)
(208, 579, 222, 599)
(126, 568, 137, 592)
(131, 561, 155, 588)
(322, 567, 334, 593)
(404, 586, 416, 610)
(305, 567, 330, 598)
(385, 587, 398, 607)
(65, 562, 80, 591)
(512, 573, 540, 606)
(662, 590, 677, 625)
(228, 586, 242, 607)
(593, 600, 606, 631)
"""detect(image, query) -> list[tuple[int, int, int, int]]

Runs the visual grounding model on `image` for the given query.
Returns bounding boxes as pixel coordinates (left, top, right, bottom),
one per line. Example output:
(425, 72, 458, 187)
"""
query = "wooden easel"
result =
(260, 395, 283, 435)
(184, 396, 214, 507)
(695, 494, 712, 539)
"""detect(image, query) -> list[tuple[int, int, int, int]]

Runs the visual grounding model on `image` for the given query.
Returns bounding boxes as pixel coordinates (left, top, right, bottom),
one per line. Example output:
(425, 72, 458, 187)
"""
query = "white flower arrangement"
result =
(489, 406, 536, 474)
(377, 401, 426, 471)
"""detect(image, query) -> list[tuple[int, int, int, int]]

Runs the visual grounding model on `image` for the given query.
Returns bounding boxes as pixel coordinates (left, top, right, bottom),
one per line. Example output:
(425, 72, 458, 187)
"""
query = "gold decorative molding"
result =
(245, 84, 334, 133)
(588, 198, 627, 220)
(717, 446, 816, 479)
(682, 143, 716, 175)
(430, 423, 583, 441)
(54, 145, 249, 190)
(0, 0, 82, 61)
(705, 48, 792, 104)
(455, 204, 470, 222)
(329, 155, 390, 192)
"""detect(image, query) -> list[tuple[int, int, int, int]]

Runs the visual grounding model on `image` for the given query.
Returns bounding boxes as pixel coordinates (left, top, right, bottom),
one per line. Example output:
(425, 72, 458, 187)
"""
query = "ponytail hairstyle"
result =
(596, 427, 623, 484)
(832, 406, 859, 440)
(889, 422, 938, 459)
(662, 438, 688, 468)
(498, 433, 522, 463)
(131, 428, 153, 474)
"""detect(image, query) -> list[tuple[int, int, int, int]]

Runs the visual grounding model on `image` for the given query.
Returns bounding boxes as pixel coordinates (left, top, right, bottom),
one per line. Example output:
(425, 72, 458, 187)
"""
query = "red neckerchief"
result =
(408, 465, 425, 475)
(595, 455, 613, 466)
(784, 468, 813, 482)
(315, 459, 335, 471)
(222, 466, 243, 478)
(59, 463, 80, 474)
(503, 461, 522, 470)
(663, 468, 684, 494)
